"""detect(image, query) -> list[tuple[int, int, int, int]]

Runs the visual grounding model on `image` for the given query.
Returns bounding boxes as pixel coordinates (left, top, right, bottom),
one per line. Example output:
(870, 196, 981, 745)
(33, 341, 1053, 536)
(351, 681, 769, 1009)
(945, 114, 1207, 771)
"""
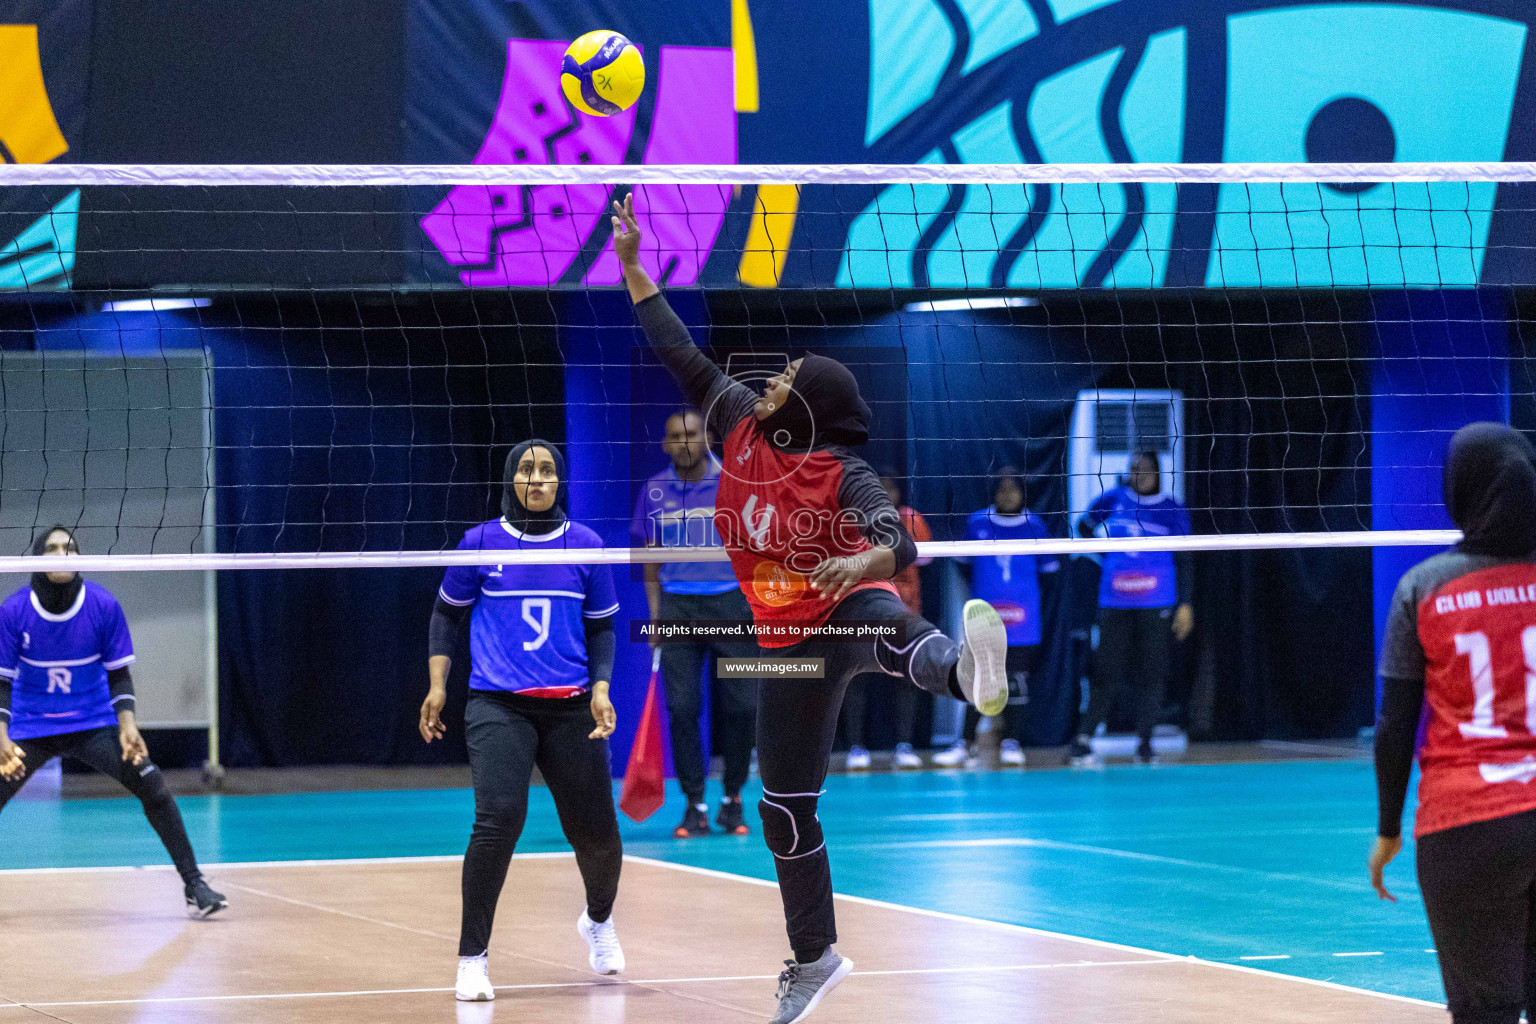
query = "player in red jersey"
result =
(1372, 422, 1536, 1024)
(614, 194, 1009, 1024)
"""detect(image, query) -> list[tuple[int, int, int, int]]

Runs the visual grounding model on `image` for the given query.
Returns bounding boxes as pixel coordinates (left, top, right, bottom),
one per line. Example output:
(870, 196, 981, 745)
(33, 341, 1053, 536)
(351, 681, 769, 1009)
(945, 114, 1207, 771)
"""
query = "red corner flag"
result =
(619, 649, 667, 822)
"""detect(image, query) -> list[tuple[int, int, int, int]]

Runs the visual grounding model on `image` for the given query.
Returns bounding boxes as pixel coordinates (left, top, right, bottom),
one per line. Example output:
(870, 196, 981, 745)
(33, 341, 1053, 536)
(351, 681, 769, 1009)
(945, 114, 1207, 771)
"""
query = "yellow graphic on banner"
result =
(739, 184, 800, 288)
(0, 25, 69, 164)
(732, 0, 759, 113)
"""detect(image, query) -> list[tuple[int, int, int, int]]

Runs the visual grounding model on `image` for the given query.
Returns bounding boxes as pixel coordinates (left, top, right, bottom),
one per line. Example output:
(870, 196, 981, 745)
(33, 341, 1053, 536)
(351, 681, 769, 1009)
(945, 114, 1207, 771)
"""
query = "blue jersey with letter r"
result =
(965, 508, 1060, 646)
(1083, 487, 1191, 609)
(0, 582, 136, 740)
(439, 518, 620, 694)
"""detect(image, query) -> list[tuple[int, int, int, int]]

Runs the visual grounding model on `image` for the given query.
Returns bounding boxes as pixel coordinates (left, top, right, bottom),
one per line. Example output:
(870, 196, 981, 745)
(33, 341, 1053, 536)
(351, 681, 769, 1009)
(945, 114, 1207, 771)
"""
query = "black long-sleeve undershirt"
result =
(0, 666, 134, 726)
(1374, 673, 1425, 839)
(633, 292, 916, 576)
(427, 597, 616, 687)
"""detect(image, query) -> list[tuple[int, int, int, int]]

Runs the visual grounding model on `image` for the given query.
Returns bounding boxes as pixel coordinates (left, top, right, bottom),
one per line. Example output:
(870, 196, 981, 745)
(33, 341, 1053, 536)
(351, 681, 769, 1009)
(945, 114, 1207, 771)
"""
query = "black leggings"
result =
(757, 587, 958, 956)
(0, 726, 201, 883)
(1082, 607, 1171, 742)
(1418, 808, 1536, 1024)
(460, 691, 623, 957)
(960, 644, 1037, 743)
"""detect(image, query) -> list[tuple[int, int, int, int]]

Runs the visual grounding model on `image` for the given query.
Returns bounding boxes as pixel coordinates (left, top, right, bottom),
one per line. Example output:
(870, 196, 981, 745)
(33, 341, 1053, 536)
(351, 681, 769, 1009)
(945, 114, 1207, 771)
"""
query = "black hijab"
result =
(29, 524, 82, 615)
(501, 439, 568, 536)
(762, 354, 871, 449)
(1444, 422, 1536, 558)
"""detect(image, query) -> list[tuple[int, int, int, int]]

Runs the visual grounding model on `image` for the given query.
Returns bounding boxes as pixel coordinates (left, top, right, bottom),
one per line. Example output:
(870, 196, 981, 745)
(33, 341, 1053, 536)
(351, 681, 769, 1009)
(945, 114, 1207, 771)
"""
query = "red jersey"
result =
(1381, 554, 1536, 838)
(714, 416, 897, 647)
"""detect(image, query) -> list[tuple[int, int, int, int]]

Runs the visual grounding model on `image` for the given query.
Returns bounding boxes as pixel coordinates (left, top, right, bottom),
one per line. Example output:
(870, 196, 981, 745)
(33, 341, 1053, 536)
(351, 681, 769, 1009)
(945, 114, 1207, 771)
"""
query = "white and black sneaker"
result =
(770, 947, 854, 1024)
(577, 909, 625, 975)
(184, 877, 227, 918)
(956, 600, 1009, 717)
(455, 953, 494, 1001)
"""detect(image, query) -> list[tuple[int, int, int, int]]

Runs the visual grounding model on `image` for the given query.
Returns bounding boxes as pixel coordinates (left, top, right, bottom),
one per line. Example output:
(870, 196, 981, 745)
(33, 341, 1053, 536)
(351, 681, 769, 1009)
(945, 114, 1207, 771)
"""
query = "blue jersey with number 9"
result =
(438, 518, 620, 695)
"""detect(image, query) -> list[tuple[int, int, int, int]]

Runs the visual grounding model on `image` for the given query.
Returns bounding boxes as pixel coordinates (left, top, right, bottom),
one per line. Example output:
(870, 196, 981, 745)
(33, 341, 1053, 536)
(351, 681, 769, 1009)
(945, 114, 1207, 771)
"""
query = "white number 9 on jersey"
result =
(521, 598, 552, 651)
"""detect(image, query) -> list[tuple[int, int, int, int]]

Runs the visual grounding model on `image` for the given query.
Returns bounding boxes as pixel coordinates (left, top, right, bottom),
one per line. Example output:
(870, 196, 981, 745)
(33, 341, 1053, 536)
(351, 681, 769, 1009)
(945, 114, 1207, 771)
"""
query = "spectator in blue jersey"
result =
(0, 526, 226, 917)
(934, 468, 1060, 768)
(632, 408, 758, 837)
(1067, 452, 1194, 766)
(420, 440, 625, 1003)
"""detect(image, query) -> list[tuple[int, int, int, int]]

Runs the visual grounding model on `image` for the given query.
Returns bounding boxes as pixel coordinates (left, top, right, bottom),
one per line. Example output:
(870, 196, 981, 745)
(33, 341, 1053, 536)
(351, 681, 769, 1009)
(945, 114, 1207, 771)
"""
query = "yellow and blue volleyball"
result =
(560, 31, 645, 117)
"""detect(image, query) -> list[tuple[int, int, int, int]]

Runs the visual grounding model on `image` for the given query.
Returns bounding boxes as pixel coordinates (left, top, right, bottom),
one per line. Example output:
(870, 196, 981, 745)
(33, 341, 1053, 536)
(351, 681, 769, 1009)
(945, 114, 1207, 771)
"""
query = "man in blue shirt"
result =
(632, 409, 758, 838)
(1068, 452, 1194, 765)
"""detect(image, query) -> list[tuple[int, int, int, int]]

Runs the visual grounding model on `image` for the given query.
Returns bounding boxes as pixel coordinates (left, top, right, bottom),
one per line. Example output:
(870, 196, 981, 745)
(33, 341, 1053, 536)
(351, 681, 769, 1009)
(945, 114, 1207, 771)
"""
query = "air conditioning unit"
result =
(1068, 389, 1184, 531)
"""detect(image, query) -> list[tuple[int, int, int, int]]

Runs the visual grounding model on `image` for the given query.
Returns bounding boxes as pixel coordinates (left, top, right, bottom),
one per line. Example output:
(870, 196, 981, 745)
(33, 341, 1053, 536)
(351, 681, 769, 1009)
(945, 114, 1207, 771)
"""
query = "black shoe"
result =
(1136, 739, 1158, 765)
(673, 804, 712, 838)
(1065, 737, 1096, 766)
(185, 877, 227, 918)
(716, 798, 750, 836)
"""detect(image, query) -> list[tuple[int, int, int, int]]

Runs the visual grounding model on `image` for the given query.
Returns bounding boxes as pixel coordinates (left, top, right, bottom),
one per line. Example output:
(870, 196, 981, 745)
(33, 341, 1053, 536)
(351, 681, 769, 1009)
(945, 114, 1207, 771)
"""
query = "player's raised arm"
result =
(612, 193, 756, 439)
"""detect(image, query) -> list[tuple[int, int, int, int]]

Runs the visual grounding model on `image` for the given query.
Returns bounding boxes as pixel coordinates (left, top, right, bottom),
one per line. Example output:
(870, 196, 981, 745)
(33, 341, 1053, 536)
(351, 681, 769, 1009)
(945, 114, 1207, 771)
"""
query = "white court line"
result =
(4, 959, 1179, 1009)
(832, 837, 1375, 894)
(1239, 955, 1292, 961)
(1334, 952, 1386, 958)
(0, 852, 568, 877)
(625, 856, 1445, 1009)
(0, 852, 1445, 1011)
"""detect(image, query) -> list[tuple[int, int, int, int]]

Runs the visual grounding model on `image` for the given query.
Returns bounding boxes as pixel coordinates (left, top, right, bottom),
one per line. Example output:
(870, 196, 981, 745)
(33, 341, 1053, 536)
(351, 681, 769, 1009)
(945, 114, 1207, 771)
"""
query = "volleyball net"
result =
(2, 161, 1532, 574)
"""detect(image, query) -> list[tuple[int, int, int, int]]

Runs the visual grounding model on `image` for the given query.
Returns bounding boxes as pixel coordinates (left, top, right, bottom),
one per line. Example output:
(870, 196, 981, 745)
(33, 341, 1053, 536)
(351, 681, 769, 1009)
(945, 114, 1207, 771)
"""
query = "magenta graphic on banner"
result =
(420, 40, 735, 288)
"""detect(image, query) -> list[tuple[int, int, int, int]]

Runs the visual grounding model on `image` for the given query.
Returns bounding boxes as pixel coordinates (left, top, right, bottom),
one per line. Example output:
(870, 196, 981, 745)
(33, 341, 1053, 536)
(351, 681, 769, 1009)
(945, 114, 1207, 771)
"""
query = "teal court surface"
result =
(0, 756, 1446, 1019)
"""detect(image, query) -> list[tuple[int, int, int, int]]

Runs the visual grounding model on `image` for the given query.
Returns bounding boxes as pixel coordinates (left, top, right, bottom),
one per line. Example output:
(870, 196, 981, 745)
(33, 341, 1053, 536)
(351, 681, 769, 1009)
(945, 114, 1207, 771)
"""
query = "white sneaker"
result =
(578, 909, 625, 975)
(455, 954, 494, 1002)
(893, 743, 922, 769)
(956, 600, 1009, 716)
(999, 739, 1026, 767)
(845, 746, 871, 771)
(931, 741, 971, 768)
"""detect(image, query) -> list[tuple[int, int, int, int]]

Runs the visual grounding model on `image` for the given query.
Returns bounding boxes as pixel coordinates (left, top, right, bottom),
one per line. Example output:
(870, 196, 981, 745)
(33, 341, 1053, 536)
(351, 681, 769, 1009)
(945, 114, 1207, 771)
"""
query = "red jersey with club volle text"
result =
(714, 416, 897, 647)
(1380, 554, 1536, 838)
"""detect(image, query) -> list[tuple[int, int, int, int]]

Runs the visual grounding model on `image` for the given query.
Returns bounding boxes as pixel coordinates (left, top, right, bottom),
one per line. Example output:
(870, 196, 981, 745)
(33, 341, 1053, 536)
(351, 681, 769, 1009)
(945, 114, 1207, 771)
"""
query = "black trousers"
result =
(460, 692, 623, 957)
(0, 726, 201, 883)
(1082, 607, 1171, 742)
(840, 674, 918, 749)
(960, 644, 1037, 743)
(757, 587, 958, 954)
(658, 588, 759, 803)
(1418, 808, 1536, 1024)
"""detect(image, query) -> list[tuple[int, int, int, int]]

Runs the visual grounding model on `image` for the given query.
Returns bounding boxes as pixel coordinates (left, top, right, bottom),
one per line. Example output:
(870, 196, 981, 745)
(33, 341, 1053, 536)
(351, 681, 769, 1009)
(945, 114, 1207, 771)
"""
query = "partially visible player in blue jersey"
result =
(1067, 452, 1194, 765)
(0, 526, 226, 916)
(934, 468, 1060, 769)
(419, 440, 625, 1003)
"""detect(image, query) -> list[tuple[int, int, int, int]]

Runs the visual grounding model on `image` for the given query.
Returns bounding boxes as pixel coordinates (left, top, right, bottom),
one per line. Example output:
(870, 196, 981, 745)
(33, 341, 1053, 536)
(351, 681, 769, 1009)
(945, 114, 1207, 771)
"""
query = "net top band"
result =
(1, 162, 1534, 187)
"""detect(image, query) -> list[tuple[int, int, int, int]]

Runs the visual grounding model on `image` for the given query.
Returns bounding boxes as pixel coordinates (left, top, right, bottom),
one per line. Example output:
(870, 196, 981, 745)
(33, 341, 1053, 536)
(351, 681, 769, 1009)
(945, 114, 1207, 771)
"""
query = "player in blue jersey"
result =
(0, 526, 226, 916)
(419, 440, 625, 1002)
(1067, 453, 1194, 765)
(934, 469, 1060, 768)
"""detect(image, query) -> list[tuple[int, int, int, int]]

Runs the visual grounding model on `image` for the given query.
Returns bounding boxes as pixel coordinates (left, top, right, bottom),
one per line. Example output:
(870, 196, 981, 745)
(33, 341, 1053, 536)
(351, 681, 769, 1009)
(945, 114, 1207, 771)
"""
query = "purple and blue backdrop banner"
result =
(405, 0, 1536, 290)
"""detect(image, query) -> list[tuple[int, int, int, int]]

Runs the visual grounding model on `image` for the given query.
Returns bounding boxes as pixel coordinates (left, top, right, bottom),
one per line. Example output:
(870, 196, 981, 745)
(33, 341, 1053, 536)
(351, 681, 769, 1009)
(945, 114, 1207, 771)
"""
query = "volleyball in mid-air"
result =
(561, 31, 645, 117)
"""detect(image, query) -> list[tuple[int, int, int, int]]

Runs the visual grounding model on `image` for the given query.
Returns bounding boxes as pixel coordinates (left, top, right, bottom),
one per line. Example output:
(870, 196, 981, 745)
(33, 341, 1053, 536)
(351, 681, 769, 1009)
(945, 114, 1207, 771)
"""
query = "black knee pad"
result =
(128, 762, 169, 804)
(758, 791, 825, 860)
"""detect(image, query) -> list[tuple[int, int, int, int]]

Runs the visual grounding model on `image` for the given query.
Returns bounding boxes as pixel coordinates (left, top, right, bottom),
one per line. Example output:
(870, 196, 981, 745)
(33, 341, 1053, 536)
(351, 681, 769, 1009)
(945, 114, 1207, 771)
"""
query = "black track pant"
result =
(960, 644, 1037, 743)
(460, 691, 623, 957)
(1418, 808, 1536, 1024)
(757, 587, 959, 955)
(1082, 606, 1171, 742)
(840, 674, 918, 749)
(658, 589, 759, 803)
(0, 726, 201, 883)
